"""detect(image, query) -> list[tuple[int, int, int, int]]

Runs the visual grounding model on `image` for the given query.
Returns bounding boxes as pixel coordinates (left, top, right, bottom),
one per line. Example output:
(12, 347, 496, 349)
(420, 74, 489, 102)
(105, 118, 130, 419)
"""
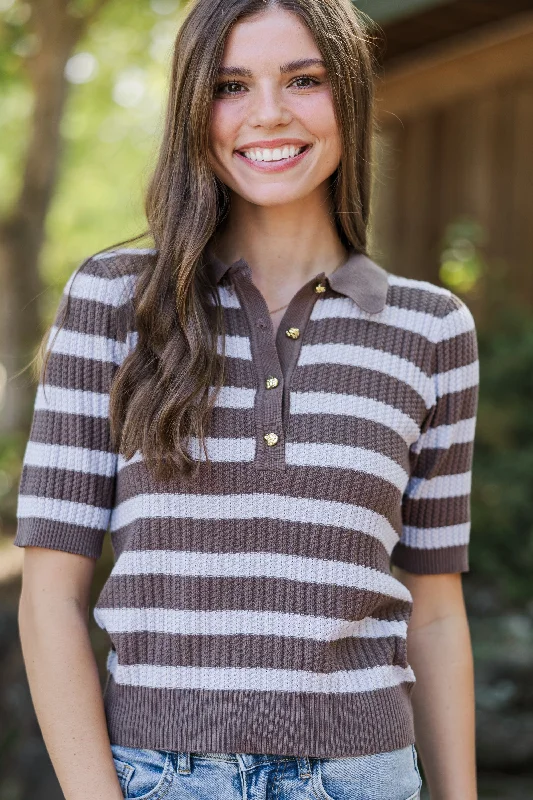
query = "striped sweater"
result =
(14, 246, 479, 758)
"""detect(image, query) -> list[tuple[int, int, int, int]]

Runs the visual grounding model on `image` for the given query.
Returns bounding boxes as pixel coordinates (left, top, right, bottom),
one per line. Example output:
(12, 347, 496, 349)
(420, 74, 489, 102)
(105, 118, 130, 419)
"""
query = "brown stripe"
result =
(14, 518, 105, 559)
(402, 494, 470, 528)
(431, 386, 478, 427)
(412, 442, 473, 478)
(29, 411, 113, 452)
(98, 573, 411, 622)
(435, 330, 478, 372)
(43, 352, 116, 393)
(110, 629, 406, 672)
(19, 464, 114, 508)
(391, 542, 469, 574)
(53, 297, 128, 341)
(387, 282, 451, 316)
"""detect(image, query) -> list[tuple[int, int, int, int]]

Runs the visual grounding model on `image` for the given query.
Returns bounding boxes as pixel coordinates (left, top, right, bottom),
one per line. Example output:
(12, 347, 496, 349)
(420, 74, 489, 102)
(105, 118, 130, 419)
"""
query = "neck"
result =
(211, 185, 348, 300)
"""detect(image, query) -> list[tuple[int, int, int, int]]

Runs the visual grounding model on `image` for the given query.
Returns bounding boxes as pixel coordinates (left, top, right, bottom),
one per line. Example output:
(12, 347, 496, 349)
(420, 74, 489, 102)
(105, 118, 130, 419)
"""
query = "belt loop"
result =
(177, 751, 192, 774)
(297, 756, 312, 779)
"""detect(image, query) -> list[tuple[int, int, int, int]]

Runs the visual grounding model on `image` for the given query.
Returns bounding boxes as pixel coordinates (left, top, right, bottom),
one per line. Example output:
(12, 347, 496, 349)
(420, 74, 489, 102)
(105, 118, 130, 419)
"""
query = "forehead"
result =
(222, 8, 321, 65)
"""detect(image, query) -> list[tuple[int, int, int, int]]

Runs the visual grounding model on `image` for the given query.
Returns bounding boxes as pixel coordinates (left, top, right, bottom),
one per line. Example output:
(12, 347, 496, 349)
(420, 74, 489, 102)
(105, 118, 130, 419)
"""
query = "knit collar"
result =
(204, 244, 389, 315)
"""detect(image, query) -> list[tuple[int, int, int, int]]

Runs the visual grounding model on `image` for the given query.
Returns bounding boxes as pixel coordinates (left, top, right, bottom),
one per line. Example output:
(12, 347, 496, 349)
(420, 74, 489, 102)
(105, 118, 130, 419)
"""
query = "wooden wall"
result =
(368, 13, 533, 309)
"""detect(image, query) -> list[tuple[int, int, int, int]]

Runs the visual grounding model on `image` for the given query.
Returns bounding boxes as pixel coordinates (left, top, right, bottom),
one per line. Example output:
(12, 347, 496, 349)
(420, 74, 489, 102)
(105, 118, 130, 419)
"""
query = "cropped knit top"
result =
(14, 246, 479, 758)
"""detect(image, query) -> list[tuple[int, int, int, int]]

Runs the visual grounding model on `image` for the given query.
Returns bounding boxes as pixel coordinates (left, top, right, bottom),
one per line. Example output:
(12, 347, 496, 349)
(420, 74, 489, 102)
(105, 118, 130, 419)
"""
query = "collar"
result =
(204, 244, 389, 315)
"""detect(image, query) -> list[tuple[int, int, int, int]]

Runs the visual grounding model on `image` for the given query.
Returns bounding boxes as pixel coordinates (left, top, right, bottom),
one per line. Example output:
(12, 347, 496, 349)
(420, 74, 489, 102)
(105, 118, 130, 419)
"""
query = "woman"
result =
(15, 0, 479, 798)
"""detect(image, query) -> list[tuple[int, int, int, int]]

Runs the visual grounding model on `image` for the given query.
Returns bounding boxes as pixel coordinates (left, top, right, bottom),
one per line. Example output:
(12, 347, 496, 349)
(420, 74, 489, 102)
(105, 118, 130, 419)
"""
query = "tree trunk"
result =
(0, 0, 109, 435)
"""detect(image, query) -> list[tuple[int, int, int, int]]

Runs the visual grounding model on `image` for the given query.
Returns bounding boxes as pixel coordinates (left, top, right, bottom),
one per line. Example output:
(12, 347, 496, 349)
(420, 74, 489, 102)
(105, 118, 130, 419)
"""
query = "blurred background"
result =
(0, 0, 532, 797)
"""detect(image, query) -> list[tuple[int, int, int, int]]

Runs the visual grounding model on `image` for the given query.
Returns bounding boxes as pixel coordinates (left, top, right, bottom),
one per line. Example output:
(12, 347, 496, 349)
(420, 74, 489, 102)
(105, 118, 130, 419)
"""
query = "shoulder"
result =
(385, 272, 476, 343)
(65, 247, 158, 310)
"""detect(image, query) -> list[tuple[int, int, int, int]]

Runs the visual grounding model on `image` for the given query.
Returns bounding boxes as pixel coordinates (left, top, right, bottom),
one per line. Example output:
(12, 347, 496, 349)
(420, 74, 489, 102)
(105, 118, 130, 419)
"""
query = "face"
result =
(208, 8, 342, 209)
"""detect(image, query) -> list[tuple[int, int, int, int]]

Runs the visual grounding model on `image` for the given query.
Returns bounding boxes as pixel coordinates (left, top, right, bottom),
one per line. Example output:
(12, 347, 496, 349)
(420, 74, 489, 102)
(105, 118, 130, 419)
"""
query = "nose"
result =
(248, 81, 292, 129)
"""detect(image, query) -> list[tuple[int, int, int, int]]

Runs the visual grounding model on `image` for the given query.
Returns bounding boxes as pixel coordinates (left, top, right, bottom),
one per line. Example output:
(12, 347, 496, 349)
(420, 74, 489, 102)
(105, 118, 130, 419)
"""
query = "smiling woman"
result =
(14, 1, 478, 799)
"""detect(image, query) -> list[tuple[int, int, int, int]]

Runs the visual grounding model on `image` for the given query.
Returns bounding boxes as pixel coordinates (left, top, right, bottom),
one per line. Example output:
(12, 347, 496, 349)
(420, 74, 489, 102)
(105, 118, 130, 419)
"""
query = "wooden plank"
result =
(509, 78, 533, 300)
(376, 12, 533, 119)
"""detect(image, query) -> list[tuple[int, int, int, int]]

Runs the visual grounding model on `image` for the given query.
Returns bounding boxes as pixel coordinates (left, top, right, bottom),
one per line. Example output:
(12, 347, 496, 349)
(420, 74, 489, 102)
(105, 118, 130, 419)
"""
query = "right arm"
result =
(13, 256, 127, 798)
(18, 547, 124, 800)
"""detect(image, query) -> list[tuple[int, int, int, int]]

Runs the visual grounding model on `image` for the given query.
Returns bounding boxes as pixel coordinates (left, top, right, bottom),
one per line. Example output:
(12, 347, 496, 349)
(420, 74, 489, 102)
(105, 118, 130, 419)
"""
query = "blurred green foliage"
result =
(470, 304, 533, 605)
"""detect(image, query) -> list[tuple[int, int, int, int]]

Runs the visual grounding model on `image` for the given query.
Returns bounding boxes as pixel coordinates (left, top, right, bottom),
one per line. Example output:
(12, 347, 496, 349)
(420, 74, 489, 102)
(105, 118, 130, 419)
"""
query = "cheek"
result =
(294, 95, 340, 149)
(209, 102, 240, 153)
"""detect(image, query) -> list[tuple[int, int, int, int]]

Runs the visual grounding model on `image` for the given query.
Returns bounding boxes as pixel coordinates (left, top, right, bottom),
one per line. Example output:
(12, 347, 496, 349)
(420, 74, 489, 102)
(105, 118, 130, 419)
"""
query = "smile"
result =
(234, 144, 312, 173)
(239, 145, 308, 162)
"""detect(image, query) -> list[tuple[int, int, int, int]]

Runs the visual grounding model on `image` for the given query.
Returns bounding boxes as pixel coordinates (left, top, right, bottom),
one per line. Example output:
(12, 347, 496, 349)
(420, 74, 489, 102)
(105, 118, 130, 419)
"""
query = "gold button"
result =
(266, 376, 279, 389)
(285, 327, 300, 339)
(263, 432, 279, 446)
(314, 282, 326, 293)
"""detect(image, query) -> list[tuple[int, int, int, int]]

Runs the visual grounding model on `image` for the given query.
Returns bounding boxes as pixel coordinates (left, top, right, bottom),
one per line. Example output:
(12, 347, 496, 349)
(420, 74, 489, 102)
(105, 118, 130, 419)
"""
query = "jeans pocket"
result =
(313, 744, 422, 800)
(110, 744, 175, 800)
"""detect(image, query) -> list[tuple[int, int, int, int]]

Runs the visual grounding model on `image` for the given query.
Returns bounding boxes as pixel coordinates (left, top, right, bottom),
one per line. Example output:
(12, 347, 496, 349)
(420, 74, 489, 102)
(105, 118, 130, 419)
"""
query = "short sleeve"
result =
(391, 294, 479, 574)
(13, 257, 124, 560)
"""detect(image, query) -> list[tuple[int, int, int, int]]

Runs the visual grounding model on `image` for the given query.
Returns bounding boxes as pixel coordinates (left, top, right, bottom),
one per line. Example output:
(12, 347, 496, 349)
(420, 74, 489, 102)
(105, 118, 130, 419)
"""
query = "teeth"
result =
(242, 145, 306, 162)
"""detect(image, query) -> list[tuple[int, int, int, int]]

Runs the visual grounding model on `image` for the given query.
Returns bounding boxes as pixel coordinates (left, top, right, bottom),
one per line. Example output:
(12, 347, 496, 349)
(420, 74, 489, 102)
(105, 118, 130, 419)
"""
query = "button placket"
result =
(229, 263, 327, 470)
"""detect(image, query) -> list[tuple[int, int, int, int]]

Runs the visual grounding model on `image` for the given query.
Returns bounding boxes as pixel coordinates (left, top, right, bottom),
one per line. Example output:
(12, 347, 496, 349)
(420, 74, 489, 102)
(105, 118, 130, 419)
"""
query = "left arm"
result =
(393, 567, 477, 800)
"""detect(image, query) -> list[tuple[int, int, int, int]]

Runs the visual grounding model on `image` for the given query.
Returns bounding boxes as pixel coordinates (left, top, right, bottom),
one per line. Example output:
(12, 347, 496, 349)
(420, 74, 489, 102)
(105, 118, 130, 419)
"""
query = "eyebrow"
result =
(217, 58, 326, 78)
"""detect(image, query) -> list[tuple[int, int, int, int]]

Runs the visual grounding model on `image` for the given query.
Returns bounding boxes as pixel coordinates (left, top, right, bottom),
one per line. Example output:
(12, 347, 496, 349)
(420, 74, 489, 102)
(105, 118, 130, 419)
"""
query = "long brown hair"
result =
(46, 0, 378, 482)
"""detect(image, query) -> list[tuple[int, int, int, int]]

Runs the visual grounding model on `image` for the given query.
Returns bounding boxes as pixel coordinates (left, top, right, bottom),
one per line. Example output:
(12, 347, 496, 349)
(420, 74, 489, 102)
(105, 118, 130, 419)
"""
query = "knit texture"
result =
(14, 247, 479, 757)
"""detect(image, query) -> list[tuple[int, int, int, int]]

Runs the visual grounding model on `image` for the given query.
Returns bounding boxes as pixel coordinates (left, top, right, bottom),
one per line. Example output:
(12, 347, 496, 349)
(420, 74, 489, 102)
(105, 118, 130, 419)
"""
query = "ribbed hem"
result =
(103, 677, 415, 758)
(391, 543, 469, 574)
(13, 519, 104, 560)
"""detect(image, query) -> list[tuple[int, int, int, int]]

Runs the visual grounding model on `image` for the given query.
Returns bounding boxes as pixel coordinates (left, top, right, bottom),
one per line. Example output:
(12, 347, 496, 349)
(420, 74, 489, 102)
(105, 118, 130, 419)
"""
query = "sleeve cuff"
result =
(390, 542, 469, 574)
(13, 518, 105, 560)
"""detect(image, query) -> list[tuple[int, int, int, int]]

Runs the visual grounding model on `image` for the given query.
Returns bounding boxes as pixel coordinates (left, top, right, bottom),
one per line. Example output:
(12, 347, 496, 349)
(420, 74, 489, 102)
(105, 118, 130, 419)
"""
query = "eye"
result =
(214, 81, 245, 97)
(291, 75, 320, 89)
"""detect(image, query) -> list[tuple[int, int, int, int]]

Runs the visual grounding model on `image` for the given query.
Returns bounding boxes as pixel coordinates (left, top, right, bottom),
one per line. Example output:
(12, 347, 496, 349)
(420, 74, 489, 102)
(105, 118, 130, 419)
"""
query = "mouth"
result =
(237, 144, 310, 163)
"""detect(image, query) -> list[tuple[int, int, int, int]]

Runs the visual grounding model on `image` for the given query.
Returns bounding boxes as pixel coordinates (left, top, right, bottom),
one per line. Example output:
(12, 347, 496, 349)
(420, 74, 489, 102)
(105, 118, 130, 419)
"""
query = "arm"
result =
(18, 547, 124, 800)
(393, 567, 477, 800)
(13, 255, 127, 797)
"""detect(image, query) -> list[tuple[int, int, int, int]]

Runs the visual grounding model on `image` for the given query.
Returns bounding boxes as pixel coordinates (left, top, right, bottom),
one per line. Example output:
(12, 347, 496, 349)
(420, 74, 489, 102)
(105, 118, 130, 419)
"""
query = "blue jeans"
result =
(110, 743, 423, 799)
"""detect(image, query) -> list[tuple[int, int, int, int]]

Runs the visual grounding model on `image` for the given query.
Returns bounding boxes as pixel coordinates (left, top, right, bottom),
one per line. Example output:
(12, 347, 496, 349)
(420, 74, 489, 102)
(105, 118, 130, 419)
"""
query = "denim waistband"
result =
(176, 751, 313, 778)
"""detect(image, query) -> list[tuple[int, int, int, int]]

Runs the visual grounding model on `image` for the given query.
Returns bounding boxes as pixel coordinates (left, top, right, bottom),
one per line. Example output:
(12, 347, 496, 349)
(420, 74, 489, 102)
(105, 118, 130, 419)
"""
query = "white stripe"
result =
(290, 390, 420, 444)
(48, 327, 128, 365)
(35, 385, 109, 418)
(211, 385, 255, 408)
(412, 417, 476, 453)
(387, 274, 451, 297)
(95, 606, 408, 641)
(109, 494, 399, 554)
(116, 438, 257, 468)
(24, 441, 116, 477)
(286, 442, 408, 493)
(117, 451, 144, 470)
(106, 650, 415, 693)
(17, 495, 110, 529)
(110, 550, 413, 602)
(435, 361, 479, 397)
(313, 296, 444, 343)
(406, 471, 471, 500)
(217, 335, 252, 360)
(401, 522, 470, 549)
(65, 272, 136, 308)
(212, 285, 241, 309)
(299, 343, 434, 408)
